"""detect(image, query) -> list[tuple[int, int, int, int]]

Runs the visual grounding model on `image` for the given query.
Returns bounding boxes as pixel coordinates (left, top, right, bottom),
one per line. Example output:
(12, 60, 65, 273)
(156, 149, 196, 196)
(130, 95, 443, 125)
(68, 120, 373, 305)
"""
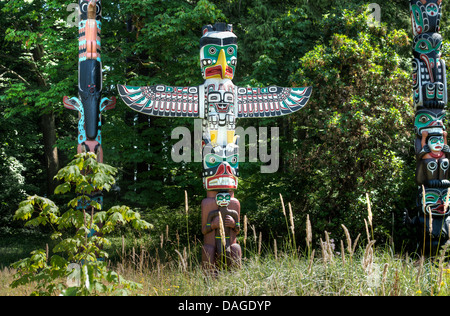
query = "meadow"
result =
(2, 206, 450, 297)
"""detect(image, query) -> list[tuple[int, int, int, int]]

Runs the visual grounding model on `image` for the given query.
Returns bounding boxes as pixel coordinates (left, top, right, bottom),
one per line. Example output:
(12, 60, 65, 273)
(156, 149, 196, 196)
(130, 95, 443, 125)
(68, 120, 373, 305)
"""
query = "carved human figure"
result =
(84, 0, 100, 60)
(416, 131, 450, 187)
(201, 192, 241, 270)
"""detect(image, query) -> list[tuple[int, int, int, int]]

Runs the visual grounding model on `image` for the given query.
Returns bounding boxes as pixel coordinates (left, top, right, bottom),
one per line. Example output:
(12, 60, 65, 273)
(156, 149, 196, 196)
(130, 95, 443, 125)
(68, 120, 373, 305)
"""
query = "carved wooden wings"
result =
(117, 84, 312, 118)
(117, 84, 201, 117)
(235, 86, 312, 118)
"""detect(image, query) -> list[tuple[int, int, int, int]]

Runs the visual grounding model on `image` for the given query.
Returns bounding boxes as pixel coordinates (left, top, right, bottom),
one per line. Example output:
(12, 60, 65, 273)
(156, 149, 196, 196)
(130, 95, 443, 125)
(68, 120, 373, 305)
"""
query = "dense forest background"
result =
(1, 0, 448, 250)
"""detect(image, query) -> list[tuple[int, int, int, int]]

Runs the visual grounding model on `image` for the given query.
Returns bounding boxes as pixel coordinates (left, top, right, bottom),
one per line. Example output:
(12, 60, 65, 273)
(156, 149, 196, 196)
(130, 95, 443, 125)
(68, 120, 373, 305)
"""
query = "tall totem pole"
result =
(407, 0, 450, 252)
(117, 23, 312, 269)
(63, 0, 116, 217)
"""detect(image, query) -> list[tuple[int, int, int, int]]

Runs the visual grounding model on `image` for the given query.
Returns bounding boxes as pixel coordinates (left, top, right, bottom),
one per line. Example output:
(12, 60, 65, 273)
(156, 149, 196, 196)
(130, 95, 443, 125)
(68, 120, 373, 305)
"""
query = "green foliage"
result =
(0, 0, 434, 252)
(11, 153, 152, 296)
(289, 7, 414, 240)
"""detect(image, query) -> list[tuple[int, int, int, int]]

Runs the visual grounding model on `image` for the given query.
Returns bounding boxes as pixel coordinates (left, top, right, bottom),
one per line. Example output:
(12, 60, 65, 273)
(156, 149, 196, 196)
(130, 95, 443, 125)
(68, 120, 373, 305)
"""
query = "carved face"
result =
(202, 143, 239, 190)
(410, 0, 442, 36)
(414, 108, 446, 136)
(208, 90, 235, 114)
(200, 44, 237, 80)
(413, 33, 443, 83)
(79, 0, 101, 19)
(200, 23, 237, 80)
(216, 192, 231, 207)
(428, 135, 445, 152)
(418, 187, 449, 216)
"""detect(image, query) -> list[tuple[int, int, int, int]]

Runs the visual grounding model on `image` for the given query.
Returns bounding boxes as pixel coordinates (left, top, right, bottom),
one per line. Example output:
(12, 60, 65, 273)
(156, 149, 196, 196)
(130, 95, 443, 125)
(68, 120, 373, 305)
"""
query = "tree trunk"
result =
(33, 44, 59, 195)
(40, 111, 59, 195)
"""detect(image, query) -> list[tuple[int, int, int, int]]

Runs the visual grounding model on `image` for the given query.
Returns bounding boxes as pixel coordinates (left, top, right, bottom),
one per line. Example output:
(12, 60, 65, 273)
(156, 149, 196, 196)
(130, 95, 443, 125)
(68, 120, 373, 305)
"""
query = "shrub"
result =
(10, 152, 152, 296)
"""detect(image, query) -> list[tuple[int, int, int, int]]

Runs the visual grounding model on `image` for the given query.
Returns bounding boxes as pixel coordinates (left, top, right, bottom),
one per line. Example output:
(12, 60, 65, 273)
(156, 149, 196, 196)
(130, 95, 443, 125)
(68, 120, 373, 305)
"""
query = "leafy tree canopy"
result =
(1, 0, 442, 248)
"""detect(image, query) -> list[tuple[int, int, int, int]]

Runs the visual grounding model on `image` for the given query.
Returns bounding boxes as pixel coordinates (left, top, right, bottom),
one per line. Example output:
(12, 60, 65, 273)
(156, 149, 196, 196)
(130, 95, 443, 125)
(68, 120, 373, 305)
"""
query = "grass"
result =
(3, 195, 450, 296)
(0, 233, 54, 269)
(104, 237, 450, 296)
(3, 231, 450, 296)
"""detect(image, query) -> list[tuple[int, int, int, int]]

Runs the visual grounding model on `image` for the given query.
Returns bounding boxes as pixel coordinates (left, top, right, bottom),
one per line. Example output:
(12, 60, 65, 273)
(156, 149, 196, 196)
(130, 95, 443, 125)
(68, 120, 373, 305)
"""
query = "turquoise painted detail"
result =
(66, 97, 87, 144)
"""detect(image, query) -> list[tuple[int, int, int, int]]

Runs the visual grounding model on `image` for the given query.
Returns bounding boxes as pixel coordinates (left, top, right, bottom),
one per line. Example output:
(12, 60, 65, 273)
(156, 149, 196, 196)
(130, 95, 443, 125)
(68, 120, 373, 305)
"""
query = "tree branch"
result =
(0, 64, 31, 86)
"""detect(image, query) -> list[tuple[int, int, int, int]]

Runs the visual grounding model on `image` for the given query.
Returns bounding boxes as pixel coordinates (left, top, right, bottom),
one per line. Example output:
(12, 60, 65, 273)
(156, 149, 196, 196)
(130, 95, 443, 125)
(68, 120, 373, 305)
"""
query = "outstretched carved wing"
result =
(117, 84, 201, 117)
(235, 86, 312, 118)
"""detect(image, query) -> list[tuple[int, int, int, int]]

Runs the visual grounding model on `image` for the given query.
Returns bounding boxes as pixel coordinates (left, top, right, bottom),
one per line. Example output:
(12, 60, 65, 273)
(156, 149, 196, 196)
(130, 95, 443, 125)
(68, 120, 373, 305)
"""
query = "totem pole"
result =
(63, 0, 116, 225)
(117, 22, 312, 268)
(406, 0, 450, 252)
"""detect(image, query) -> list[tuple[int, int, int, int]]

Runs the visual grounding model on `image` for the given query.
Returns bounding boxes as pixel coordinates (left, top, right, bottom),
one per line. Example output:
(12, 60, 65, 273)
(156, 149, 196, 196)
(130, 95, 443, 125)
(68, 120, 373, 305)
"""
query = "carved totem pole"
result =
(63, 0, 116, 221)
(117, 23, 312, 268)
(406, 0, 450, 251)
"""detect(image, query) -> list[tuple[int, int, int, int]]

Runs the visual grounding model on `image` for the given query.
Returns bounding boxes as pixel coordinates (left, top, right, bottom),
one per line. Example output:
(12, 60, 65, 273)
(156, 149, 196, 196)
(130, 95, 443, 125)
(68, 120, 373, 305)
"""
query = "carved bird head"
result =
(200, 23, 237, 80)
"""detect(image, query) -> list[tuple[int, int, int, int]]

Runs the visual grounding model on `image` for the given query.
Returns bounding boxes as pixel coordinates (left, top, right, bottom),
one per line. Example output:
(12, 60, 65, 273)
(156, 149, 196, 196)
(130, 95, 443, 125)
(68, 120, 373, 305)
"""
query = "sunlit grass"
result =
(3, 194, 450, 296)
(2, 232, 450, 296)
(104, 241, 450, 296)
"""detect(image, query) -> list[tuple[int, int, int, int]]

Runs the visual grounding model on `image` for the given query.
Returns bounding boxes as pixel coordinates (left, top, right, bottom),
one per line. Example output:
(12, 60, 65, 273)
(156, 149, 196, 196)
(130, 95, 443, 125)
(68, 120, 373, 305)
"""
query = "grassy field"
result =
(112, 240, 450, 296)
(2, 195, 450, 296)
(2, 231, 450, 296)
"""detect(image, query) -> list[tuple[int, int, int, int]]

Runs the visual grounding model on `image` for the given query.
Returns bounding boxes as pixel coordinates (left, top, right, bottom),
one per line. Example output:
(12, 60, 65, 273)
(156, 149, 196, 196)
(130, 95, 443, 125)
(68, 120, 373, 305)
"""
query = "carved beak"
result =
(87, 0, 96, 19)
(218, 49, 227, 79)
(421, 53, 437, 83)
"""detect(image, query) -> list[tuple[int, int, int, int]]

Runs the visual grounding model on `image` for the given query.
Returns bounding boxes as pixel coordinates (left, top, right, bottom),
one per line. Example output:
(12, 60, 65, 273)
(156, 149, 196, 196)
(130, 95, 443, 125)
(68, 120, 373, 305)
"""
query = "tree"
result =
(289, 6, 414, 241)
(0, 0, 428, 248)
(11, 152, 152, 296)
(0, 0, 80, 194)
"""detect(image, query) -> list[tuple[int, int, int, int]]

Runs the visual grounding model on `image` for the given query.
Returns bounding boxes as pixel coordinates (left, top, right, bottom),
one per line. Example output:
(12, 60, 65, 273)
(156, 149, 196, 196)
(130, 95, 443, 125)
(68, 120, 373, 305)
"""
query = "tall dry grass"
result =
(97, 195, 450, 295)
(3, 194, 450, 296)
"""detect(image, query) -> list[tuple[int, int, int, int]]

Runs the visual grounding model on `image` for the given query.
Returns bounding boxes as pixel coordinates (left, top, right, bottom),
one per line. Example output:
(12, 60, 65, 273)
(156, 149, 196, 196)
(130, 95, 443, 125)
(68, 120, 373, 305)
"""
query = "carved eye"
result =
(419, 115, 430, 123)
(228, 155, 239, 167)
(208, 47, 217, 55)
(227, 46, 235, 55)
(224, 92, 234, 103)
(208, 92, 221, 102)
(209, 156, 216, 164)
